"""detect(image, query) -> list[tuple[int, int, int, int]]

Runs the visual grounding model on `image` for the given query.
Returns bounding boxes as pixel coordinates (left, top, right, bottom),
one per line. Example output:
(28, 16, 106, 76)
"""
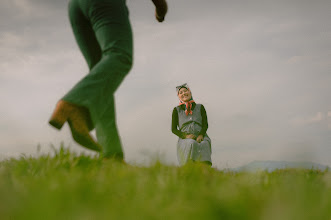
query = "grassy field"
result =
(1, 146, 330, 220)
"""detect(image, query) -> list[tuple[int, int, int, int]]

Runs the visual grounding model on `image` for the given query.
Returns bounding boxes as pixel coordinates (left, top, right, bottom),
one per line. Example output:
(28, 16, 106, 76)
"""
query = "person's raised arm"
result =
(151, 0, 168, 22)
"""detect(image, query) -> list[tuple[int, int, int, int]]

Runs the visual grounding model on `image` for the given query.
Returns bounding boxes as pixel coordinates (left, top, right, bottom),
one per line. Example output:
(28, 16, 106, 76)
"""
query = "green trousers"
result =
(62, 0, 133, 159)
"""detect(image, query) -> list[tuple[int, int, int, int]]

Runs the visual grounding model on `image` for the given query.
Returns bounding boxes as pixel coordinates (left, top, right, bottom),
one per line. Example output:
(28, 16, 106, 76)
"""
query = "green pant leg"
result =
(94, 95, 122, 158)
(67, 0, 102, 70)
(63, 0, 133, 158)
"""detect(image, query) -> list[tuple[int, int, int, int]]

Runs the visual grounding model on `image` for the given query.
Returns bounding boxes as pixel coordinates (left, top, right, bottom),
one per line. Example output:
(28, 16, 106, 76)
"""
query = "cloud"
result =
(290, 112, 326, 126)
(2, 0, 66, 17)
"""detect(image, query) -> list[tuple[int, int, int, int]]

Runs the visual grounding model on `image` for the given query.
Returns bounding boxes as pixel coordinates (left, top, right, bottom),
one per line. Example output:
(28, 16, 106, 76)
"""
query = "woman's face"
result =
(178, 88, 192, 102)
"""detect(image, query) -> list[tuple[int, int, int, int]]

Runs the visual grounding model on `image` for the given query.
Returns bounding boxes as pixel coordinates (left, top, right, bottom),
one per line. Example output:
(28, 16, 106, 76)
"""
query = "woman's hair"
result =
(176, 83, 189, 94)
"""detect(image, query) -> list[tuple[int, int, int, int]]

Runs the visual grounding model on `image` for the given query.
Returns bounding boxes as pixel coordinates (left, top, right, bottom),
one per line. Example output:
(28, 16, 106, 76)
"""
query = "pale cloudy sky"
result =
(0, 0, 330, 168)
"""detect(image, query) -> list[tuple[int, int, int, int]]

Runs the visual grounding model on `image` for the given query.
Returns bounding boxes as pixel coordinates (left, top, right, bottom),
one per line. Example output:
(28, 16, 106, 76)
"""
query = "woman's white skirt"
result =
(177, 136, 212, 165)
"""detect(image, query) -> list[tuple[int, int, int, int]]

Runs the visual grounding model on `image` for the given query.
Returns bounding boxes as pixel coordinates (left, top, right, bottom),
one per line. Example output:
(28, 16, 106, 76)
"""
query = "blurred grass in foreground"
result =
(0, 146, 330, 220)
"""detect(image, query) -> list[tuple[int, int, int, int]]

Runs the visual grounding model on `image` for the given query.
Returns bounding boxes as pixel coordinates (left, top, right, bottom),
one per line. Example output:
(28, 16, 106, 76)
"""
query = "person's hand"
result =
(185, 134, 196, 140)
(196, 135, 204, 143)
(154, 0, 168, 22)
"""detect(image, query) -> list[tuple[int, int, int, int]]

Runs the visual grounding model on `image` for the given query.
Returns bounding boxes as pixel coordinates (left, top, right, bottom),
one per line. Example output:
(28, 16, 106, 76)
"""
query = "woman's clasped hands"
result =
(185, 134, 204, 143)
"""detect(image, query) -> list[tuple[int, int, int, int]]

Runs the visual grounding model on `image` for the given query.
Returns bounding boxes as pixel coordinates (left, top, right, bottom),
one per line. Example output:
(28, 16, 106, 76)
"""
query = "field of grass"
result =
(1, 146, 330, 220)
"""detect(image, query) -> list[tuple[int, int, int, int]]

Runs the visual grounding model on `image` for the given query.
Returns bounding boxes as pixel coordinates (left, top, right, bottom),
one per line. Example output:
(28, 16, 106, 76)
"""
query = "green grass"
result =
(1, 146, 330, 220)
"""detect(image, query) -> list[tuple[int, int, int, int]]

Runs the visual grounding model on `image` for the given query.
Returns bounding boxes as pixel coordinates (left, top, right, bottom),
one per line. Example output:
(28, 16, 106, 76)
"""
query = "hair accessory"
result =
(176, 83, 189, 94)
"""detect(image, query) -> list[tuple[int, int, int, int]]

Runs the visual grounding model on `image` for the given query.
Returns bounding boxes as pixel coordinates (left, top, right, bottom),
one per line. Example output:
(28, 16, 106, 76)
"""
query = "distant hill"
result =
(233, 160, 329, 172)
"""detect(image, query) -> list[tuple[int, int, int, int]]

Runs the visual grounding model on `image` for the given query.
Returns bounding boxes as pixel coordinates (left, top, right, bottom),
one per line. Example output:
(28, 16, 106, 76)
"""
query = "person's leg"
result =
(177, 139, 192, 165)
(68, 0, 102, 70)
(49, 0, 103, 151)
(198, 139, 212, 165)
(62, 0, 133, 159)
(178, 139, 199, 165)
(94, 95, 123, 159)
(61, 0, 104, 131)
(190, 140, 202, 162)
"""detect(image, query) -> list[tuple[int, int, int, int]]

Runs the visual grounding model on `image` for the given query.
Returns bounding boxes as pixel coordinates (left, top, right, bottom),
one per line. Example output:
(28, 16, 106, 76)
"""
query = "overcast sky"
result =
(0, 0, 330, 168)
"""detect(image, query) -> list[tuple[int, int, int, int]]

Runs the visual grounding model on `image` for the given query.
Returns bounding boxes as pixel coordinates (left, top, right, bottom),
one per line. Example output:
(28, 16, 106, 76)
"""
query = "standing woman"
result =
(171, 83, 212, 166)
(49, 0, 168, 160)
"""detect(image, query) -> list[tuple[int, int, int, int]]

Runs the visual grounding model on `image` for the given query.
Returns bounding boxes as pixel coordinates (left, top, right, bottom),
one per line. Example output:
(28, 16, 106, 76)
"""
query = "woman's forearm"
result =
(172, 128, 185, 139)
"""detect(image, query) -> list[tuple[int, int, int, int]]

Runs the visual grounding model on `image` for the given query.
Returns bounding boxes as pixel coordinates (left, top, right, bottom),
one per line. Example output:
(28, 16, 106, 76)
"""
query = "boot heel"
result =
(49, 100, 70, 130)
(49, 117, 66, 130)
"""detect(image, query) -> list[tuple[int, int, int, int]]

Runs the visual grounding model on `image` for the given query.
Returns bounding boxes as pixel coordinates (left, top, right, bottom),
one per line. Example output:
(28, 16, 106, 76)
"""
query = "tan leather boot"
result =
(49, 100, 102, 152)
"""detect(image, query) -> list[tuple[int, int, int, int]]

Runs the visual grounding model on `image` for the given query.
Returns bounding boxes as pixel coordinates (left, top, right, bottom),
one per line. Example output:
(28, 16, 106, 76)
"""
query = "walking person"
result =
(171, 83, 212, 166)
(49, 0, 168, 160)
